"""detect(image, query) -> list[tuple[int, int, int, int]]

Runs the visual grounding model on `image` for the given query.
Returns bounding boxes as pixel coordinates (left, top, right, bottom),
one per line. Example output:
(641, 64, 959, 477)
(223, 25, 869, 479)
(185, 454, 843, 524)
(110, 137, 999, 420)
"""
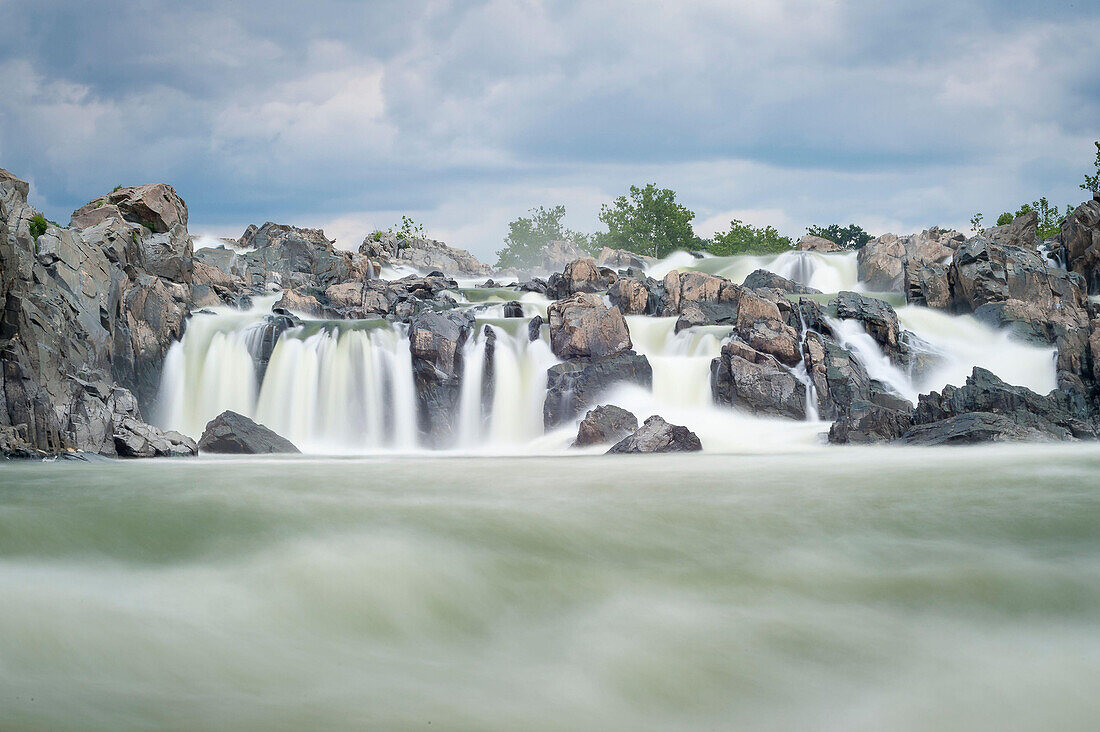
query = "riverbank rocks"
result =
(544, 351, 652, 428)
(547, 292, 632, 359)
(359, 231, 491, 276)
(198, 410, 299, 454)
(572, 405, 639, 447)
(858, 228, 963, 292)
(1060, 199, 1100, 294)
(115, 417, 197, 457)
(606, 415, 702, 454)
(710, 339, 807, 419)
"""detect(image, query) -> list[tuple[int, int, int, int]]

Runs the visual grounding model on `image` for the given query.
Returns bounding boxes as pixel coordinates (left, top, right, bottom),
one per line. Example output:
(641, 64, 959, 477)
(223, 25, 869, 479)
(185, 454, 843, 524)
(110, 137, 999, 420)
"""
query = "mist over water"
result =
(2, 450, 1099, 730)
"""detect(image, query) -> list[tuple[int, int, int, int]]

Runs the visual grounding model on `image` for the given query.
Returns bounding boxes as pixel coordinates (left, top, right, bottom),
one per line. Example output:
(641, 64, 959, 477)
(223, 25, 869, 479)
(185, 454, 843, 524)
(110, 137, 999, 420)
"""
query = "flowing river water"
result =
(3, 249, 1098, 729)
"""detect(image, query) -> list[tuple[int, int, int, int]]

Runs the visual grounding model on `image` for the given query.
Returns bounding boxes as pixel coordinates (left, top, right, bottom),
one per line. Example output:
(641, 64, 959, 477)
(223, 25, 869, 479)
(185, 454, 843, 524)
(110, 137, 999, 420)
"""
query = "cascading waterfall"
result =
(645, 250, 861, 293)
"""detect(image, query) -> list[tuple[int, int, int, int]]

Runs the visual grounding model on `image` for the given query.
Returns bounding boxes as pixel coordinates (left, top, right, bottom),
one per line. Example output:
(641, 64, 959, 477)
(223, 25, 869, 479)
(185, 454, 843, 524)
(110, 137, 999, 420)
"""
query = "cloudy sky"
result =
(1, 0, 1097, 261)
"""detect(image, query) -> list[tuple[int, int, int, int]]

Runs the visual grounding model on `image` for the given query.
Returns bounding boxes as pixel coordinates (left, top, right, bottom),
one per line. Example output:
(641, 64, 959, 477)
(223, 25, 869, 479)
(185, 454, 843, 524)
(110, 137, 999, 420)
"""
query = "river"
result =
(3, 447, 1099, 730)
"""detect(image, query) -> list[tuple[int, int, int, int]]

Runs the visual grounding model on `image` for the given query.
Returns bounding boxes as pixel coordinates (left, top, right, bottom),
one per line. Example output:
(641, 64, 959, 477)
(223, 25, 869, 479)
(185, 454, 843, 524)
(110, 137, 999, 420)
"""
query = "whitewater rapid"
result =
(155, 250, 1059, 454)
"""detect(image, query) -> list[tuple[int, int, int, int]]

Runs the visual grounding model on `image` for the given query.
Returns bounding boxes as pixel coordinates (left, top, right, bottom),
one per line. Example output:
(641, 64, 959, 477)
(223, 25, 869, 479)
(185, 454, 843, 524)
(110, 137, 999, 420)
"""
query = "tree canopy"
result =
(495, 205, 591, 269)
(805, 223, 871, 249)
(707, 220, 792, 256)
(596, 184, 699, 259)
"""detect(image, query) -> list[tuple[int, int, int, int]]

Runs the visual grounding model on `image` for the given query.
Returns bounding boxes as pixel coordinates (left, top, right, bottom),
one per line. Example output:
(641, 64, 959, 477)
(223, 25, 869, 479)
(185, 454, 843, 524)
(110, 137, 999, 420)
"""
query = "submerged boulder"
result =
(606, 415, 702, 454)
(197, 410, 299, 454)
(572, 404, 639, 447)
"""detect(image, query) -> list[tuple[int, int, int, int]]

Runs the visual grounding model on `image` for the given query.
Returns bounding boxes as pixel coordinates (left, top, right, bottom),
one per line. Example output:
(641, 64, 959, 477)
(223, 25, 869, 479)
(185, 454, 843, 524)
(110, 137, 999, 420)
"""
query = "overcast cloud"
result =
(1, 0, 1097, 260)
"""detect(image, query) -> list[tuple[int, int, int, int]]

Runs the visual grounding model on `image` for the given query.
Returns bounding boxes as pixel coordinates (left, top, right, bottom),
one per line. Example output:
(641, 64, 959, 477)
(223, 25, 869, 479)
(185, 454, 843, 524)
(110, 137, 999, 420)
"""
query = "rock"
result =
(735, 289, 801, 366)
(858, 228, 962, 292)
(275, 288, 325, 317)
(546, 292, 632, 359)
(606, 415, 702, 454)
(1060, 199, 1100, 294)
(661, 270, 741, 319)
(802, 331, 871, 420)
(323, 281, 393, 318)
(197, 410, 299, 454)
(544, 351, 652, 428)
(595, 247, 656, 270)
(527, 314, 544, 342)
(904, 260, 951, 308)
(985, 210, 1039, 249)
(540, 240, 587, 272)
(607, 276, 652, 315)
(828, 399, 914, 444)
(797, 235, 842, 253)
(900, 412, 1050, 445)
(546, 257, 615, 298)
(114, 416, 197, 457)
(742, 269, 821, 295)
(572, 404, 639, 447)
(236, 222, 368, 290)
(832, 291, 906, 364)
(710, 339, 807, 419)
(359, 231, 491, 276)
(409, 310, 475, 445)
(502, 300, 524, 318)
(65, 377, 141, 456)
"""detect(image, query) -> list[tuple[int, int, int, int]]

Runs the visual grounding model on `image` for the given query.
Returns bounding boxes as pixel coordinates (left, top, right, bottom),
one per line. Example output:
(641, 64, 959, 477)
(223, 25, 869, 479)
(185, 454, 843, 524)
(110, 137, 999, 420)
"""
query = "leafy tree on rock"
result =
(707, 220, 792, 256)
(495, 205, 591, 269)
(596, 184, 699, 259)
(1082, 140, 1100, 193)
(806, 223, 872, 249)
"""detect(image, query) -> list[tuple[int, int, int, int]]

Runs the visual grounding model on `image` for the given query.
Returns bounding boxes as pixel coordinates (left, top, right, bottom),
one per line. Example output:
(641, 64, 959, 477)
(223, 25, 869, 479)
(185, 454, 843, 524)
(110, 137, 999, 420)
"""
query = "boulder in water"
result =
(858, 228, 961, 292)
(831, 291, 907, 365)
(547, 292, 632, 359)
(797, 235, 842, 253)
(502, 301, 524, 318)
(544, 350, 652, 428)
(572, 405, 639, 447)
(606, 415, 702, 454)
(710, 339, 807, 419)
(409, 310, 475, 446)
(607, 276, 652, 315)
(527, 314, 544, 342)
(802, 331, 871, 421)
(198, 410, 299, 454)
(115, 416, 197, 457)
(546, 257, 616, 298)
(742, 269, 821, 295)
(661, 270, 741, 317)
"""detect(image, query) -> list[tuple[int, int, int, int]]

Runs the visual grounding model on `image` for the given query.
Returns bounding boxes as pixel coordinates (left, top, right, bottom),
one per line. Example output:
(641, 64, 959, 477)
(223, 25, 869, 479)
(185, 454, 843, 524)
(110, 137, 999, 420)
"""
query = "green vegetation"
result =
(596, 184, 700, 259)
(707, 220, 792, 256)
(29, 213, 48, 239)
(996, 212, 1013, 226)
(989, 198, 1072, 240)
(1082, 140, 1099, 193)
(390, 215, 425, 241)
(495, 205, 592, 269)
(970, 213, 984, 235)
(806, 223, 871, 249)
(112, 185, 123, 193)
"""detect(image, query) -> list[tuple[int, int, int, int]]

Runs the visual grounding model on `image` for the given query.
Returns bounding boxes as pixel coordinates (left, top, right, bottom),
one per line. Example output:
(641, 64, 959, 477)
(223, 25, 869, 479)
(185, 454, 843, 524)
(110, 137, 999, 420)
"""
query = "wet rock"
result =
(742, 269, 821, 295)
(832, 291, 906, 365)
(606, 415, 702, 454)
(797, 235, 842, 253)
(546, 257, 616, 299)
(275, 288, 325, 317)
(527, 314, 544, 342)
(502, 300, 524, 318)
(828, 399, 914, 444)
(710, 339, 807, 419)
(65, 376, 142, 456)
(197, 410, 298, 454)
(859, 228, 962, 292)
(661, 270, 741, 316)
(802, 331, 871, 420)
(547, 292, 632, 359)
(607, 276, 652, 315)
(409, 310, 475, 446)
(572, 404, 639, 447)
(734, 289, 801, 366)
(323, 281, 393, 318)
(900, 412, 1050, 445)
(1060, 199, 1100, 294)
(114, 416, 197, 457)
(544, 351, 652, 428)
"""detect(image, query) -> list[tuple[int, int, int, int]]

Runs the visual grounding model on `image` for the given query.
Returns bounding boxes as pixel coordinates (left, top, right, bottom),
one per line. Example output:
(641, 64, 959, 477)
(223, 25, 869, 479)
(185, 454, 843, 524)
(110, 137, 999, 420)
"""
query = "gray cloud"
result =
(0, 0, 1097, 260)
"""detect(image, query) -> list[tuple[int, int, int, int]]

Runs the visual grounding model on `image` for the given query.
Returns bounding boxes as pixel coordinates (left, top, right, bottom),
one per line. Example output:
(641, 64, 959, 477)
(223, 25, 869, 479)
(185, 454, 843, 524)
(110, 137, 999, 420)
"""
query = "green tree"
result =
(596, 184, 698, 259)
(390, 215, 425, 241)
(996, 212, 1013, 226)
(805, 223, 871, 249)
(707, 220, 792, 256)
(1013, 198, 1066, 240)
(969, 213, 984, 235)
(1082, 140, 1099, 193)
(495, 205, 591, 269)
(28, 213, 48, 239)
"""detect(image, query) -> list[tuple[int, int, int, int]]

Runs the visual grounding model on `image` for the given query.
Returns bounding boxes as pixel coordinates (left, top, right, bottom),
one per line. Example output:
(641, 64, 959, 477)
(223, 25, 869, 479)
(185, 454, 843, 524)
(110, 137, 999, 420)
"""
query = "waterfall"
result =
(627, 317, 726, 408)
(824, 316, 919, 403)
(645, 250, 860, 292)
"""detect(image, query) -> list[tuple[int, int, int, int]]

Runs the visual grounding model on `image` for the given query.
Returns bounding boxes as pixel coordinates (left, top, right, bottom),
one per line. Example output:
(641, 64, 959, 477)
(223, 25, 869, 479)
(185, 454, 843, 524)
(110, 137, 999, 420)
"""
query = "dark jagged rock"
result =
(544, 351, 652, 428)
(115, 417, 197, 457)
(409, 310, 475, 446)
(985, 210, 1040, 250)
(710, 339, 807, 419)
(502, 300, 524, 318)
(546, 257, 616, 299)
(832, 291, 906, 365)
(572, 405, 638, 447)
(359, 231, 490, 276)
(606, 415, 702, 454)
(858, 228, 963, 292)
(527, 314, 544, 342)
(802, 331, 871, 420)
(234, 222, 371, 291)
(1061, 199, 1100, 294)
(900, 413, 1050, 445)
(743, 269, 821, 295)
(546, 292, 632, 359)
(828, 399, 914, 444)
(197, 410, 298, 454)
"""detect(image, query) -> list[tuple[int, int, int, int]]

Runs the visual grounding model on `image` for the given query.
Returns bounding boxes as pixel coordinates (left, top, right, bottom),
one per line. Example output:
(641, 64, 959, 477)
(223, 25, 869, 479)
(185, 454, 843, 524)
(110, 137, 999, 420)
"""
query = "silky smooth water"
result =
(2, 449, 1099, 730)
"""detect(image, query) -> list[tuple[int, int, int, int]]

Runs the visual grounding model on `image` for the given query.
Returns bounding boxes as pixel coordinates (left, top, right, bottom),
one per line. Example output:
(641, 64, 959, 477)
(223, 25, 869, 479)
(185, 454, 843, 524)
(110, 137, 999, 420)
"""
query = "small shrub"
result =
(112, 185, 123, 193)
(996, 212, 1013, 226)
(29, 213, 48, 239)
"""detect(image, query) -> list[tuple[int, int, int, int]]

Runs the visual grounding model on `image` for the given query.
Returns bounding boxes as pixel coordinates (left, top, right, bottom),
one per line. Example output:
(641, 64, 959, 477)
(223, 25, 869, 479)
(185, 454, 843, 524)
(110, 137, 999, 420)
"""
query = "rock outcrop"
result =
(359, 231, 491, 276)
(606, 415, 702, 454)
(572, 404, 638, 447)
(544, 351, 652, 428)
(409, 310, 476, 445)
(547, 292, 632, 359)
(742, 269, 821, 295)
(797, 235, 842, 253)
(858, 228, 963, 292)
(710, 339, 807, 419)
(1060, 199, 1100, 294)
(546, 257, 616, 299)
(198, 410, 299, 454)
